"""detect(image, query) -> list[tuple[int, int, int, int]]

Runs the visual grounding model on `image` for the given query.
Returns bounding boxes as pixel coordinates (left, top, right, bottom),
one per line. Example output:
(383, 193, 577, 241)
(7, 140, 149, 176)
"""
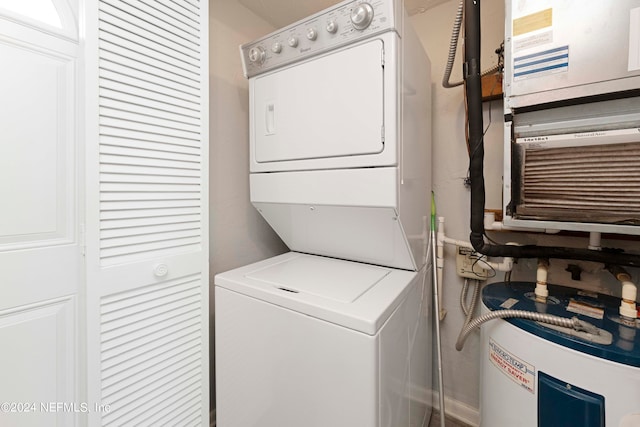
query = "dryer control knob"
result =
(271, 42, 282, 53)
(288, 36, 299, 47)
(326, 20, 338, 33)
(306, 28, 317, 40)
(350, 2, 374, 30)
(248, 46, 266, 64)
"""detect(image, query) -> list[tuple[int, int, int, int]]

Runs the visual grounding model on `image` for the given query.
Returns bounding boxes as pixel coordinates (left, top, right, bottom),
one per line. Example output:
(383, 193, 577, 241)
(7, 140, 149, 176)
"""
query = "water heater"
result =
(503, 0, 640, 235)
(480, 282, 640, 427)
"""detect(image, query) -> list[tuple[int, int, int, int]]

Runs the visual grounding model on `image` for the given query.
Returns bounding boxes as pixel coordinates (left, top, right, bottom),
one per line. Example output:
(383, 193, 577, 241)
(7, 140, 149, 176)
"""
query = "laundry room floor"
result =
(428, 411, 473, 427)
(211, 409, 472, 426)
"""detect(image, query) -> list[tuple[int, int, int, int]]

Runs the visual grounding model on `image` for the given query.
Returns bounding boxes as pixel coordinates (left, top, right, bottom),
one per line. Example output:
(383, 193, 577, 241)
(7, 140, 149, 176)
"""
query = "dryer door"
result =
(252, 39, 384, 164)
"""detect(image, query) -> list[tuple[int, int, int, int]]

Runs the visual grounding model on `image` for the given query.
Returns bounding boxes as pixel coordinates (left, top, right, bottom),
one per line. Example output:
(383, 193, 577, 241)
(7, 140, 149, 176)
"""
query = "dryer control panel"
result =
(241, 0, 399, 78)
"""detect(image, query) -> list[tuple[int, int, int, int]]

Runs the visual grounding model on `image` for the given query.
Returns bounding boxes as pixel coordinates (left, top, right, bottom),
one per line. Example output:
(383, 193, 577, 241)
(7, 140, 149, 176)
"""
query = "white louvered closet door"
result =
(84, 0, 209, 425)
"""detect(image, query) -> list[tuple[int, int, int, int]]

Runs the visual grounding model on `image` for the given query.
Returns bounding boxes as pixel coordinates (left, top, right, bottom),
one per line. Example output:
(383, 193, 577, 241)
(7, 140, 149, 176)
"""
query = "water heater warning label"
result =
(489, 339, 535, 393)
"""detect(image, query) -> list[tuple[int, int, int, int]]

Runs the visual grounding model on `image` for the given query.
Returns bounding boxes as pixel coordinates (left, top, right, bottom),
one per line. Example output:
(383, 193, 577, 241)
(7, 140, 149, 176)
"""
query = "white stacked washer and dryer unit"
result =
(215, 0, 432, 425)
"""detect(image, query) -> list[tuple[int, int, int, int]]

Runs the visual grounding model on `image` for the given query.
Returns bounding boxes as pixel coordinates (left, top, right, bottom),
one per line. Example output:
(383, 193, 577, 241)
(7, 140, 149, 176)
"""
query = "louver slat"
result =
(99, 52, 199, 94)
(148, 0, 199, 27)
(100, 192, 199, 201)
(99, 21, 200, 72)
(138, 0, 199, 29)
(99, 11, 199, 59)
(100, 67, 200, 103)
(99, 275, 203, 426)
(100, 134, 201, 155)
(100, 183, 200, 194)
(100, 125, 201, 148)
(100, 222, 200, 239)
(98, 0, 202, 267)
(100, 214, 200, 230)
(99, 88, 199, 121)
(93, 0, 206, 424)
(518, 142, 640, 222)
(100, 98, 201, 127)
(101, 0, 200, 46)
(100, 164, 201, 177)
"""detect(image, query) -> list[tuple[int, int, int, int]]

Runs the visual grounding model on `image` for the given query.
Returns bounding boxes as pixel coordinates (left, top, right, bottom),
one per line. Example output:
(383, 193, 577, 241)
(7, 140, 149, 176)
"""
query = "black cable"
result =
(483, 232, 500, 245)
(471, 254, 497, 279)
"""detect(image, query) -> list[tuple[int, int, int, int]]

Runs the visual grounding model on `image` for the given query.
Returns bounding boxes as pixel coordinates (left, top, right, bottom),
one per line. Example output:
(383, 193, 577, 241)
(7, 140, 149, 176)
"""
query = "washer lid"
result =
(214, 252, 419, 335)
(245, 254, 390, 303)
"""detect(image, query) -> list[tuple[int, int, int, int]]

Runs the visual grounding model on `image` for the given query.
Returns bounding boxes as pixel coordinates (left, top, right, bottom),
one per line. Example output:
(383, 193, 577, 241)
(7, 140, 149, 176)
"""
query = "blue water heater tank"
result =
(480, 281, 640, 426)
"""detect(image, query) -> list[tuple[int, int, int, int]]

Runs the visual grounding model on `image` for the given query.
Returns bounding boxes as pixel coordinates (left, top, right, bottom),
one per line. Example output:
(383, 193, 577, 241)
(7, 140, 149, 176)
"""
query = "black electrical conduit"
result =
(464, 0, 640, 268)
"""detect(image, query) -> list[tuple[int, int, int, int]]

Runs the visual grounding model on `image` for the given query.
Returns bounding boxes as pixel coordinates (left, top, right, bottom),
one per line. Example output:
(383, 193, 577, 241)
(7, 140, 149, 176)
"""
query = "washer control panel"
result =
(241, 0, 398, 77)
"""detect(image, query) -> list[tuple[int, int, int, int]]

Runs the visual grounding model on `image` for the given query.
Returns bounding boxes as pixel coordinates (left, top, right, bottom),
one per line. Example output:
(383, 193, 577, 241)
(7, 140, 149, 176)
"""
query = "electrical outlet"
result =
(456, 246, 491, 280)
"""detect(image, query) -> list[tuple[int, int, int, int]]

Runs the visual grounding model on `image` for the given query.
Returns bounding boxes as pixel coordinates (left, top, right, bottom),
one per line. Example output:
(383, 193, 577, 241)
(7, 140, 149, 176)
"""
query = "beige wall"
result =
(208, 0, 288, 407)
(411, 1, 505, 419)
(209, 0, 288, 280)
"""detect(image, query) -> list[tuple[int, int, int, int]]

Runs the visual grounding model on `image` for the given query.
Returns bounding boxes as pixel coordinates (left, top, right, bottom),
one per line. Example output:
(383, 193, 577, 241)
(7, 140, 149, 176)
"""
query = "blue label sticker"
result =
(514, 45, 569, 80)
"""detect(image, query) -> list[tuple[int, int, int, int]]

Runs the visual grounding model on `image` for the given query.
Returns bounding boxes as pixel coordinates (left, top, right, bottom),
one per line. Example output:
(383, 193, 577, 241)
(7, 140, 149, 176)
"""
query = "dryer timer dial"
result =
(350, 2, 374, 30)
(248, 46, 266, 64)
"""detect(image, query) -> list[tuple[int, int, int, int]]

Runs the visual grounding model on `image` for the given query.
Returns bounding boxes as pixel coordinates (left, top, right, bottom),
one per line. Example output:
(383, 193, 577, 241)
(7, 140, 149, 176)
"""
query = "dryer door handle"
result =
(265, 102, 275, 135)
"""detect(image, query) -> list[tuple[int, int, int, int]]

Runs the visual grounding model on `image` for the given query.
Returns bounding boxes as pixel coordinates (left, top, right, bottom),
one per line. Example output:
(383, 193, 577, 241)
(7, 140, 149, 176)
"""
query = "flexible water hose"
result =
(462, 279, 481, 326)
(442, 0, 501, 88)
(460, 278, 481, 317)
(460, 279, 470, 316)
(455, 309, 600, 351)
(442, 0, 464, 88)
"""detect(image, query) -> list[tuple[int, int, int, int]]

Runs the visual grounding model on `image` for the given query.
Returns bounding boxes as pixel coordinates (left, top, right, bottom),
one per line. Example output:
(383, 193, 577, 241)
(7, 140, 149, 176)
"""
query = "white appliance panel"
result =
(252, 39, 384, 163)
(505, 0, 640, 108)
(250, 167, 421, 270)
(219, 1, 433, 425)
(245, 254, 392, 302)
(252, 204, 416, 270)
(215, 286, 379, 427)
(250, 167, 398, 208)
(239, 0, 400, 78)
(214, 255, 431, 427)
(215, 252, 418, 335)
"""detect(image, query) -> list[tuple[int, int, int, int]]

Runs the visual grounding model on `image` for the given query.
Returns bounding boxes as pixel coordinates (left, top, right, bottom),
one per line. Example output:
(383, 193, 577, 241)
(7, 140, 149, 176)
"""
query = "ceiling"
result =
(237, 0, 450, 28)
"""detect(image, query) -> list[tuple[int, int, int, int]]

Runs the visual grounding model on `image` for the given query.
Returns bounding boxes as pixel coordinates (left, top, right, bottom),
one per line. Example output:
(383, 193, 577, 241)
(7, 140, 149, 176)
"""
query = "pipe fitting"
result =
(488, 256, 514, 272)
(535, 259, 550, 303)
(484, 212, 500, 230)
(607, 265, 638, 320)
(621, 280, 638, 320)
(588, 232, 602, 251)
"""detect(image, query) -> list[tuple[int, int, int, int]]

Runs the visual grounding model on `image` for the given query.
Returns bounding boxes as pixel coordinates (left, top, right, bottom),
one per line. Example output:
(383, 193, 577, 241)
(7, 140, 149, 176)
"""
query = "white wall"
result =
(209, 0, 289, 407)
(412, 1, 640, 423)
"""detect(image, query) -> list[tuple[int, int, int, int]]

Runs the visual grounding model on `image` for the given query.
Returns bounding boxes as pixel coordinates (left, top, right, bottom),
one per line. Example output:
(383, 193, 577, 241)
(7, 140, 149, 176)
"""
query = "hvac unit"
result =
(503, 0, 640, 235)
